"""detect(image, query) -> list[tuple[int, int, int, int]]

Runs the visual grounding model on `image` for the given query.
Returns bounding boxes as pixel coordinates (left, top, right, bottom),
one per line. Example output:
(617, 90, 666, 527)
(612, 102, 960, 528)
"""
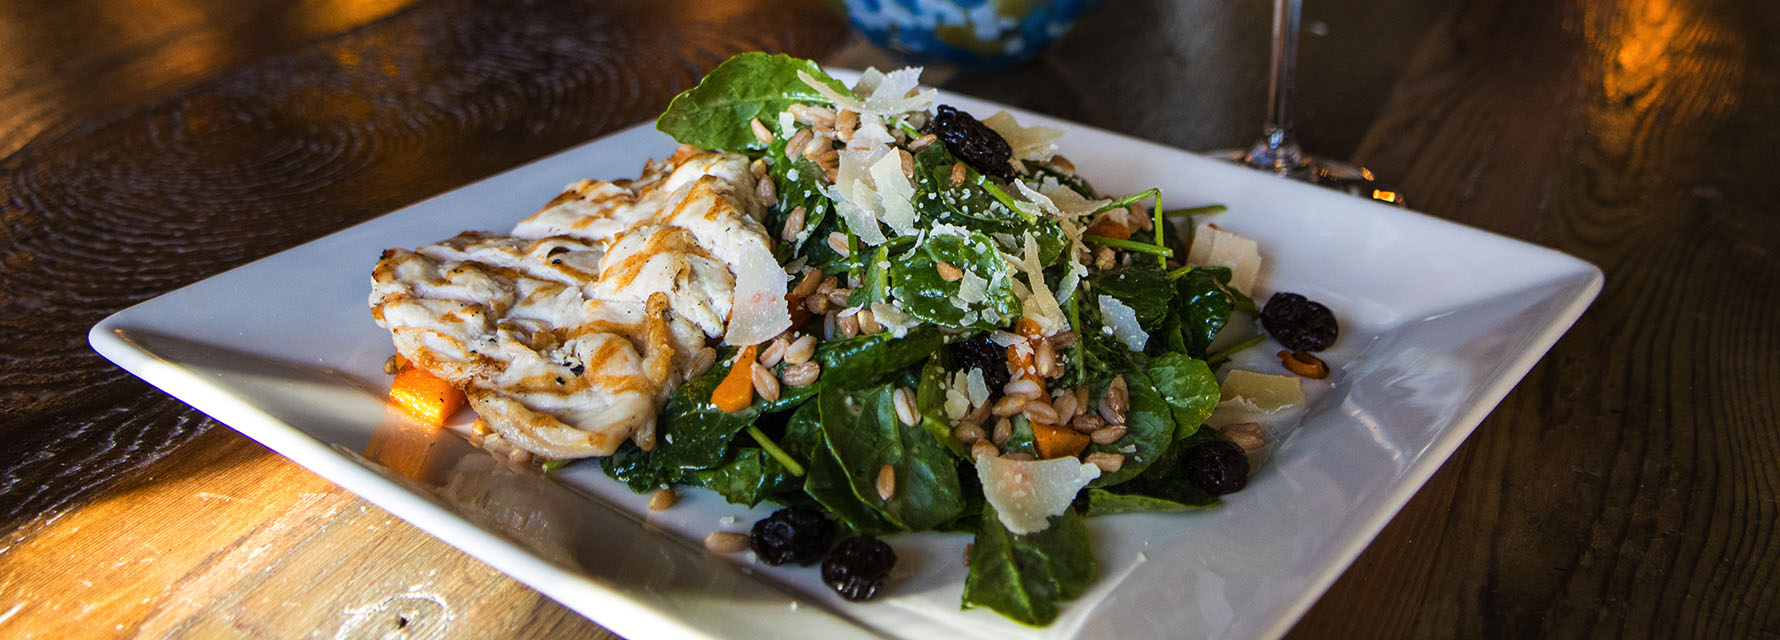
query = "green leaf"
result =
(804, 434, 900, 534)
(814, 326, 943, 390)
(655, 52, 852, 151)
(817, 384, 965, 532)
(1088, 263, 1175, 331)
(687, 447, 801, 507)
(887, 231, 1020, 329)
(1169, 267, 1239, 358)
(1081, 484, 1216, 516)
(1145, 353, 1219, 441)
(962, 505, 1096, 626)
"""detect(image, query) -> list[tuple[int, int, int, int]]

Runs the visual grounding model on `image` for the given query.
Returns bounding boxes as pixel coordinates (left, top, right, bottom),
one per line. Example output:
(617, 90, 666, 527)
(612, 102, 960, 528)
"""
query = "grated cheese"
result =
(976, 454, 1102, 535)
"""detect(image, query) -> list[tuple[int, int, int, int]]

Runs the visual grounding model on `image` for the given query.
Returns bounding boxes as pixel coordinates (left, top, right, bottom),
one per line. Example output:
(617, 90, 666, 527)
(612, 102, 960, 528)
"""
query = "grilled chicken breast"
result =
(370, 147, 789, 458)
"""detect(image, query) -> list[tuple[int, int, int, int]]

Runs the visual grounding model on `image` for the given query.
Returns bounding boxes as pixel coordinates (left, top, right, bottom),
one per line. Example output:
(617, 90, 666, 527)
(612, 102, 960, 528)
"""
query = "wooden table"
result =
(2, 0, 1774, 637)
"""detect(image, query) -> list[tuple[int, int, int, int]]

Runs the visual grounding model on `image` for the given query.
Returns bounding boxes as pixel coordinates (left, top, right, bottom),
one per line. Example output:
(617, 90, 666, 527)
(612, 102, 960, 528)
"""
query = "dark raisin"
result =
(749, 508, 835, 566)
(1260, 292, 1339, 351)
(822, 535, 897, 601)
(1182, 440, 1250, 495)
(928, 104, 1013, 181)
(950, 335, 1010, 391)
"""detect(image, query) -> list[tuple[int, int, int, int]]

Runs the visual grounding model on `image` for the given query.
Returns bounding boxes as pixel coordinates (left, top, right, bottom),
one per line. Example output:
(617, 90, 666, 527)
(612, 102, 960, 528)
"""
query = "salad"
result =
(372, 52, 1340, 627)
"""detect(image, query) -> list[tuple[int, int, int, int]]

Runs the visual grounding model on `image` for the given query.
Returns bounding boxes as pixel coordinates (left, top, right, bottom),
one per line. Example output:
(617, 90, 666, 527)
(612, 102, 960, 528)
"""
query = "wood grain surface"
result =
(2, 0, 1776, 638)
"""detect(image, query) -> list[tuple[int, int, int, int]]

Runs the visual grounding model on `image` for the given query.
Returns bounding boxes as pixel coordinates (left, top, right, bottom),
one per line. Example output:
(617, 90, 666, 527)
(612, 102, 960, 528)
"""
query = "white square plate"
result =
(90, 85, 1600, 639)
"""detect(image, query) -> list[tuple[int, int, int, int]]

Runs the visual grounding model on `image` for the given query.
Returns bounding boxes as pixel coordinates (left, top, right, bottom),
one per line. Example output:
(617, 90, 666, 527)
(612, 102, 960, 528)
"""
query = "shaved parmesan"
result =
(966, 368, 991, 407)
(1015, 234, 1066, 335)
(1207, 369, 1307, 431)
(798, 69, 935, 117)
(869, 151, 917, 235)
(1186, 223, 1262, 294)
(722, 240, 791, 345)
(976, 454, 1102, 535)
(945, 389, 970, 420)
(1098, 295, 1148, 351)
(869, 301, 918, 337)
(982, 111, 1064, 163)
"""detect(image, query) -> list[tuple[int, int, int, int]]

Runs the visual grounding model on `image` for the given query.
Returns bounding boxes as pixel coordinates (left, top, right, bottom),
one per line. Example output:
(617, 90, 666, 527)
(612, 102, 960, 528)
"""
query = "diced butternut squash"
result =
(1031, 421, 1090, 460)
(388, 364, 465, 428)
(712, 345, 758, 413)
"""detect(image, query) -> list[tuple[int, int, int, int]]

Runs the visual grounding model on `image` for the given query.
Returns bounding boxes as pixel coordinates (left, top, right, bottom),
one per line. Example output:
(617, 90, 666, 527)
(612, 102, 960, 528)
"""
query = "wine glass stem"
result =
(1250, 0, 1305, 174)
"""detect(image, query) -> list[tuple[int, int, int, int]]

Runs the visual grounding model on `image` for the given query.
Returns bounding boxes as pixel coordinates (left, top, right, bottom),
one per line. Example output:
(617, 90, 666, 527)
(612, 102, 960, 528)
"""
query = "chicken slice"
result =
(371, 233, 672, 457)
(514, 146, 790, 346)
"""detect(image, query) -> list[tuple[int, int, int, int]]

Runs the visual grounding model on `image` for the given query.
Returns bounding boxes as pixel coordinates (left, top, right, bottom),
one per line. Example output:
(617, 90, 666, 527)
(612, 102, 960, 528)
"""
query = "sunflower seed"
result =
(750, 362, 781, 402)
(756, 175, 777, 207)
(688, 347, 718, 377)
(951, 161, 967, 187)
(991, 417, 1013, 445)
(1024, 400, 1059, 425)
(1090, 426, 1128, 445)
(781, 205, 806, 242)
(1004, 378, 1043, 400)
(785, 128, 813, 160)
(781, 361, 821, 387)
(826, 232, 850, 256)
(749, 118, 773, 145)
(908, 133, 938, 153)
(1085, 452, 1124, 473)
(649, 488, 678, 511)
(784, 334, 817, 364)
(876, 464, 896, 501)
(991, 395, 1028, 417)
(1051, 389, 1079, 422)
(704, 531, 750, 553)
(759, 337, 788, 368)
(893, 387, 920, 426)
(953, 421, 985, 444)
(792, 268, 823, 297)
(936, 261, 963, 282)
(857, 308, 882, 335)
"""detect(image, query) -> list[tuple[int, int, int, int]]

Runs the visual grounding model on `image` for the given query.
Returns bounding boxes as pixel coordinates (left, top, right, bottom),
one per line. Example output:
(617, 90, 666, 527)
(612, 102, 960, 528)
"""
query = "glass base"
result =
(1213, 143, 1404, 207)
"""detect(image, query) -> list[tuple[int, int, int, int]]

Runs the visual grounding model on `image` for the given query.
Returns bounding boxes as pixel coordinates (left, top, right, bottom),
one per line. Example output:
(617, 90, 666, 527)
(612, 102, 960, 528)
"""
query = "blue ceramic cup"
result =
(838, 0, 1105, 68)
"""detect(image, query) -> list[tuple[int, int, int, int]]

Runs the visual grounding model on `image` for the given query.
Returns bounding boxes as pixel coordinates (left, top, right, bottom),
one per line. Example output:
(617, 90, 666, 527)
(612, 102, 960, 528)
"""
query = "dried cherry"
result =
(1260, 292, 1339, 351)
(928, 104, 1013, 181)
(950, 335, 1011, 391)
(1182, 440, 1250, 495)
(749, 507, 835, 566)
(822, 535, 897, 601)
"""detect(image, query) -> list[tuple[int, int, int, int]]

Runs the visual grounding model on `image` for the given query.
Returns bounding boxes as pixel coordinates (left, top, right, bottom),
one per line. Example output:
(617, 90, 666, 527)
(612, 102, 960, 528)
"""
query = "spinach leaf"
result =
(962, 505, 1096, 627)
(915, 357, 969, 459)
(888, 231, 1019, 329)
(804, 433, 900, 535)
(1169, 267, 1239, 358)
(1145, 352, 1219, 441)
(1081, 483, 1216, 517)
(815, 326, 943, 390)
(656, 52, 852, 151)
(817, 384, 966, 532)
(1087, 262, 1174, 330)
(688, 447, 801, 507)
(600, 442, 682, 493)
(599, 360, 754, 492)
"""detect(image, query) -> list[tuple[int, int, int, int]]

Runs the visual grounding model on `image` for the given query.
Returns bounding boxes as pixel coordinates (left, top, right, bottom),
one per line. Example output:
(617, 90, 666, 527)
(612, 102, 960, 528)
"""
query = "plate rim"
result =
(87, 84, 1603, 639)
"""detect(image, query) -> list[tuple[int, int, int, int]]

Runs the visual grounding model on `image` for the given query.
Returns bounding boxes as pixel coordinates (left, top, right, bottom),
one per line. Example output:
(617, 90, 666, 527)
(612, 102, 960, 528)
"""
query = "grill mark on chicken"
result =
(371, 149, 779, 459)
